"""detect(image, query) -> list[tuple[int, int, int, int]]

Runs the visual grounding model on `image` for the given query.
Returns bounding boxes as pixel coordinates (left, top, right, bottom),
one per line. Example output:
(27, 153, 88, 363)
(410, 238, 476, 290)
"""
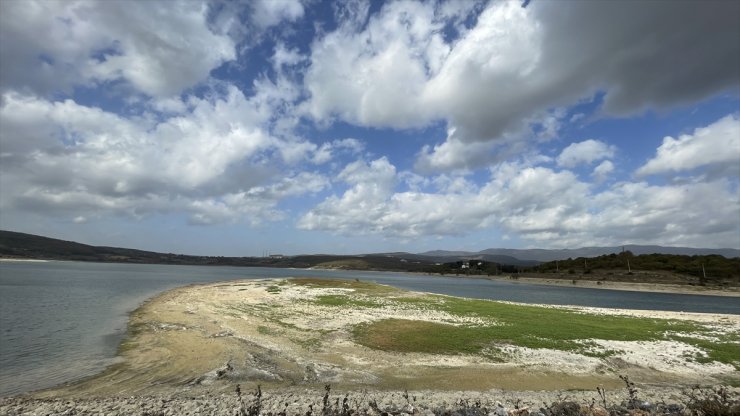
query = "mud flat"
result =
(18, 278, 739, 408)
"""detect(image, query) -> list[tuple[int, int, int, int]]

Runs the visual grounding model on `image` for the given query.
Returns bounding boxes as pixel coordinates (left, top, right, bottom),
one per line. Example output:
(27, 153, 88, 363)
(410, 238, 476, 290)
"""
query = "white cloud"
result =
(0, 86, 327, 226)
(0, 0, 236, 97)
(299, 160, 591, 238)
(636, 114, 740, 177)
(309, 138, 365, 165)
(188, 172, 328, 225)
(415, 135, 498, 173)
(272, 43, 306, 72)
(592, 160, 615, 183)
(304, 0, 443, 128)
(298, 158, 399, 234)
(299, 158, 739, 248)
(304, 0, 740, 172)
(251, 0, 305, 29)
(557, 139, 616, 168)
(587, 180, 740, 248)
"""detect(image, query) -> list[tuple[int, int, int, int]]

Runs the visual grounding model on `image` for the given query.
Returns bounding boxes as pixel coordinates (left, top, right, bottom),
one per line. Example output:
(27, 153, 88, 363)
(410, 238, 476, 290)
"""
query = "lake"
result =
(1, 260, 738, 396)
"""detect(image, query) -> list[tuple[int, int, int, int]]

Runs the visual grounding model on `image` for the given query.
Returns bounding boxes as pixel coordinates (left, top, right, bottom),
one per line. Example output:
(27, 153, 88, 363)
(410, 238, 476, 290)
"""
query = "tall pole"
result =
(627, 259, 631, 273)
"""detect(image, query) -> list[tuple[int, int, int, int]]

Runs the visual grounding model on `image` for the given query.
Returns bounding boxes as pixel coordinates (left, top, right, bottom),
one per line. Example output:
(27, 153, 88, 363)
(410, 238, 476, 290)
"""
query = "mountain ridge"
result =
(421, 245, 740, 262)
(2, 230, 738, 268)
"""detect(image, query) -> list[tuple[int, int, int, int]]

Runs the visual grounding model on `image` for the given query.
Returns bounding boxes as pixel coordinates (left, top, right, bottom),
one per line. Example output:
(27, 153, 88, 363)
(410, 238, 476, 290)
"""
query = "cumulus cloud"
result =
(0, 0, 236, 97)
(299, 158, 739, 248)
(415, 135, 500, 173)
(636, 114, 740, 177)
(310, 138, 365, 165)
(298, 158, 398, 234)
(557, 139, 616, 168)
(304, 0, 444, 128)
(303, 0, 740, 171)
(592, 160, 615, 183)
(251, 0, 305, 29)
(1, 0, 738, 251)
(0, 86, 328, 225)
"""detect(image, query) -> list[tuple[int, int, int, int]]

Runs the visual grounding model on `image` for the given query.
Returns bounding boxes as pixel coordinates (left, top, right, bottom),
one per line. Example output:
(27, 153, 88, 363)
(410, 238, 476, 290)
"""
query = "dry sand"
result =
(32, 278, 737, 401)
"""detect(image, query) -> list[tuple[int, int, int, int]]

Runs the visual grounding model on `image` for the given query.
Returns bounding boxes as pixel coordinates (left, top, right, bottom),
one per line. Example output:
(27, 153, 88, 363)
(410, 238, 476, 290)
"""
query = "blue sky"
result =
(0, 0, 738, 256)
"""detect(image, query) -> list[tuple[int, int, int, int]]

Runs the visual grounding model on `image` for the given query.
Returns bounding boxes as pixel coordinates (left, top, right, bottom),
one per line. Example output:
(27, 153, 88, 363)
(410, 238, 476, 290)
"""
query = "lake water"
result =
(1, 261, 738, 396)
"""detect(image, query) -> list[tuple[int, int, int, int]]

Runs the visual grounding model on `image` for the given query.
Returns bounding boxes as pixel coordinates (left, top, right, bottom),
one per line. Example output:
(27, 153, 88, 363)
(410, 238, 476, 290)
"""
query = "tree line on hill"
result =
(1, 230, 737, 287)
(421, 251, 739, 287)
(532, 251, 739, 286)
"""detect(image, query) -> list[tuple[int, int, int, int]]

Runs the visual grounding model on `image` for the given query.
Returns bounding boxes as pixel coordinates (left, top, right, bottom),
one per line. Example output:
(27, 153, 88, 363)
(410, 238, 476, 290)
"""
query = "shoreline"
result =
(28, 278, 738, 401)
(3, 256, 737, 297)
(307, 266, 740, 297)
(479, 274, 740, 297)
(0, 258, 50, 263)
(4, 384, 733, 416)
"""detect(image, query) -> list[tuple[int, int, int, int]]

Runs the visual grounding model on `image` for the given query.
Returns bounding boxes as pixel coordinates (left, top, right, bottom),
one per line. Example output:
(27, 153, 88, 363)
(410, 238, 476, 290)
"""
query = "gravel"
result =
(3, 384, 730, 416)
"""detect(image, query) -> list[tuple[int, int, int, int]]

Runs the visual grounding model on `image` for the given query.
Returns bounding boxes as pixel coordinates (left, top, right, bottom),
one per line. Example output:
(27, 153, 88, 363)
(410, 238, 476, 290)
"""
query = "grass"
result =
(289, 277, 398, 294)
(673, 336, 740, 370)
(314, 294, 382, 308)
(257, 325, 276, 335)
(353, 319, 499, 354)
(353, 295, 703, 353)
(305, 286, 738, 367)
(252, 279, 739, 368)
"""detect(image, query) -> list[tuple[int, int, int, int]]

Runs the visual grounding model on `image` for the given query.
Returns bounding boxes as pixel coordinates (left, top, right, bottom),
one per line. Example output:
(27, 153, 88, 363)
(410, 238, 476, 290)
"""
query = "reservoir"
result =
(1, 261, 738, 396)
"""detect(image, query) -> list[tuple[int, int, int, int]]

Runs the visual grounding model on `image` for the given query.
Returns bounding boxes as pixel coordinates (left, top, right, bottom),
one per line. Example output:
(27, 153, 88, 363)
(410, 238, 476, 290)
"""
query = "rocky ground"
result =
(4, 278, 738, 415)
(3, 384, 737, 416)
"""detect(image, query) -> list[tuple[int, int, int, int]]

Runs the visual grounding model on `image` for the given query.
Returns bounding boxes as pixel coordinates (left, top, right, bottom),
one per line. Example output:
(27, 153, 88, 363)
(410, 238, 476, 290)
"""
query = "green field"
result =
(291, 278, 740, 369)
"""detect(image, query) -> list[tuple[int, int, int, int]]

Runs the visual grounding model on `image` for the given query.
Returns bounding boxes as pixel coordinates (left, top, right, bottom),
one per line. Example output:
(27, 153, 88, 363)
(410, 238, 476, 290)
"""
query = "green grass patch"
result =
(266, 285, 281, 294)
(289, 278, 397, 294)
(292, 279, 734, 367)
(352, 295, 704, 356)
(352, 320, 488, 354)
(257, 325, 275, 335)
(673, 336, 740, 369)
(392, 296, 439, 305)
(314, 294, 382, 308)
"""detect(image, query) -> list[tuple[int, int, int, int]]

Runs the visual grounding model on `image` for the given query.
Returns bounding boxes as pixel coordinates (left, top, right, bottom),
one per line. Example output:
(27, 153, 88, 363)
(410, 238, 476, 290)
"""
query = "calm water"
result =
(1, 261, 738, 396)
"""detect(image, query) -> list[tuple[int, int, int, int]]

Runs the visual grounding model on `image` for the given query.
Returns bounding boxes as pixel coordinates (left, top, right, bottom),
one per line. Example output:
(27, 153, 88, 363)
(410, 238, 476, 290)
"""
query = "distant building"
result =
(269, 254, 284, 259)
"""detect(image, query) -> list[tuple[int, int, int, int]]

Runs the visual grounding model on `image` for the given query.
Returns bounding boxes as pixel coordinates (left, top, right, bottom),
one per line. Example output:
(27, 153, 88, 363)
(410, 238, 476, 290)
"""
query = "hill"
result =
(2, 231, 737, 286)
(0, 231, 442, 272)
(531, 251, 740, 287)
(421, 245, 739, 262)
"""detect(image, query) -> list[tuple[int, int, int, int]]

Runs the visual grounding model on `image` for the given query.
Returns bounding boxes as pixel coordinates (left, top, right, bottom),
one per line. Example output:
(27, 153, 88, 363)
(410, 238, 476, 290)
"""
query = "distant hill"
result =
(0, 230, 165, 262)
(421, 245, 739, 262)
(377, 251, 539, 267)
(533, 251, 740, 286)
(3, 230, 737, 278)
(0, 231, 443, 271)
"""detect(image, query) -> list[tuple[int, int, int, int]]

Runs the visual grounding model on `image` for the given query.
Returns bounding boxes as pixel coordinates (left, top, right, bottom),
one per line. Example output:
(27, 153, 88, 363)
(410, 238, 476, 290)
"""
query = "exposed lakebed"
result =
(38, 278, 739, 398)
(1, 261, 738, 396)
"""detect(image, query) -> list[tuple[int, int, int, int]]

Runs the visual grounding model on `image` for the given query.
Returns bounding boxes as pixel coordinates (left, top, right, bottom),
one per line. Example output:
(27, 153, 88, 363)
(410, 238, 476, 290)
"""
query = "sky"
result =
(0, 0, 739, 256)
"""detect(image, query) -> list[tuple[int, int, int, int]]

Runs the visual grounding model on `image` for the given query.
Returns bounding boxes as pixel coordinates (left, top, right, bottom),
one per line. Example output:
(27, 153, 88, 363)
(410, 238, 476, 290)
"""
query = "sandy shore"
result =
(23, 278, 735, 402)
(0, 258, 50, 263)
(5, 277, 738, 414)
(478, 274, 740, 297)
